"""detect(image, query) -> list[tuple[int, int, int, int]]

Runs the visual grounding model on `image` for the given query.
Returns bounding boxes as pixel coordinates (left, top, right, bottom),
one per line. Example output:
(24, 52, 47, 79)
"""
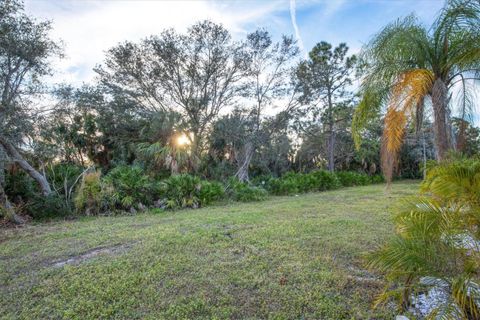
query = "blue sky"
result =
(24, 0, 445, 84)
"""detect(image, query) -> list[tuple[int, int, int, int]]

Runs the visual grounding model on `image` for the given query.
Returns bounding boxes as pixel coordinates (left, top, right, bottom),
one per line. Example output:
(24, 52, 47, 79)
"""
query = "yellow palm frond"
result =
(390, 69, 434, 115)
(384, 107, 407, 153)
(382, 69, 434, 182)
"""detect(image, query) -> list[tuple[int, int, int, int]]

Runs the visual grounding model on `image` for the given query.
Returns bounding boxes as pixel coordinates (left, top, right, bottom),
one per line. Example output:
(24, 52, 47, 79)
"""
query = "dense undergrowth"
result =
(3, 164, 383, 221)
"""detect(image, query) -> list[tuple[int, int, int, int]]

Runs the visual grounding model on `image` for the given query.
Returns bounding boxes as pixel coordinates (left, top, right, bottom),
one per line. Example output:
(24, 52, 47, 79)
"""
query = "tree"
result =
(96, 21, 247, 167)
(0, 0, 61, 220)
(352, 0, 480, 182)
(296, 42, 356, 172)
(39, 85, 106, 167)
(234, 30, 299, 182)
(452, 117, 480, 156)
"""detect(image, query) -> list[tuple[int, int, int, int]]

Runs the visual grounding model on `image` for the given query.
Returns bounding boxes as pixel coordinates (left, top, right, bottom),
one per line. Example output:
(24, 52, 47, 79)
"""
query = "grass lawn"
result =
(1, 181, 418, 319)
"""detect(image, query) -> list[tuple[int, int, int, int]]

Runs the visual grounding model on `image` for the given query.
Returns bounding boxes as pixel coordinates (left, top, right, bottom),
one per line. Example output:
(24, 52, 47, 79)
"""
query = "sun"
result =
(176, 133, 190, 146)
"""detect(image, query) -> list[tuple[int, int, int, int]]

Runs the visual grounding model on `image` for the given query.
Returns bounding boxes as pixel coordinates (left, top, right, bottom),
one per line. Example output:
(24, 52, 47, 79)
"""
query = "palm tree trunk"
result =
(431, 78, 452, 160)
(0, 135, 52, 196)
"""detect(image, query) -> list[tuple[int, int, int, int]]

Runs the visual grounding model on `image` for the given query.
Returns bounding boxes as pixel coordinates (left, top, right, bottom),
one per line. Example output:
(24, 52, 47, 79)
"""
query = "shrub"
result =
(74, 171, 103, 215)
(267, 170, 340, 195)
(335, 171, 370, 187)
(5, 169, 73, 219)
(228, 178, 268, 202)
(198, 180, 225, 206)
(27, 194, 72, 219)
(250, 174, 274, 188)
(267, 177, 299, 195)
(369, 174, 384, 184)
(5, 170, 36, 203)
(310, 170, 341, 191)
(160, 174, 224, 209)
(104, 165, 158, 210)
(369, 159, 480, 318)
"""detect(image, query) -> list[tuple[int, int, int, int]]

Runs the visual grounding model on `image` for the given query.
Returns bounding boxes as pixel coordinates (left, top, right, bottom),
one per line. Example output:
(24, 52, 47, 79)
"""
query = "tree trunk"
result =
(431, 78, 452, 160)
(0, 183, 24, 224)
(0, 145, 5, 187)
(327, 123, 335, 172)
(235, 141, 254, 182)
(326, 87, 335, 172)
(0, 135, 52, 196)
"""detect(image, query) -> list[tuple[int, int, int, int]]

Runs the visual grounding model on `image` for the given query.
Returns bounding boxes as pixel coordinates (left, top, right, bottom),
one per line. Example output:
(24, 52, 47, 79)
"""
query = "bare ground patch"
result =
(51, 242, 134, 268)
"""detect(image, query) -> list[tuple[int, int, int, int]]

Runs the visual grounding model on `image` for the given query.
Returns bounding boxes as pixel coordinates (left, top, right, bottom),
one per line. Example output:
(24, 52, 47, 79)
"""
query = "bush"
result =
(5, 169, 72, 219)
(27, 194, 72, 219)
(104, 165, 159, 210)
(369, 159, 480, 318)
(228, 178, 268, 202)
(310, 170, 341, 191)
(160, 174, 224, 209)
(250, 174, 274, 188)
(369, 174, 384, 184)
(198, 180, 225, 206)
(267, 177, 299, 195)
(335, 171, 370, 187)
(267, 170, 340, 195)
(5, 170, 36, 203)
(74, 171, 103, 215)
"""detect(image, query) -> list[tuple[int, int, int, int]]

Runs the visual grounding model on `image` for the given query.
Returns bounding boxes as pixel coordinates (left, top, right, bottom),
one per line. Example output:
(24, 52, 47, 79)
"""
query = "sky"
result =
(24, 0, 446, 85)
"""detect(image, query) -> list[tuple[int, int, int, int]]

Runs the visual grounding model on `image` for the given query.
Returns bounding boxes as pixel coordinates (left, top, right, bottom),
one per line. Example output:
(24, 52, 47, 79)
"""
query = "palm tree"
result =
(369, 158, 480, 319)
(137, 133, 193, 175)
(352, 0, 480, 182)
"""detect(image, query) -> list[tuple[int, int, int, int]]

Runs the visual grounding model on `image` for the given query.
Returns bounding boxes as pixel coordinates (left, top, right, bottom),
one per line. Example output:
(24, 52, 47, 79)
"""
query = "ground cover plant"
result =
(369, 159, 480, 319)
(0, 182, 417, 319)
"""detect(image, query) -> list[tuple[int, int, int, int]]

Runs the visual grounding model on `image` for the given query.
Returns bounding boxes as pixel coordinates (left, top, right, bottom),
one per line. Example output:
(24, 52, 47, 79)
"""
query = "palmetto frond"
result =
(421, 158, 480, 206)
(137, 141, 192, 173)
(370, 159, 480, 318)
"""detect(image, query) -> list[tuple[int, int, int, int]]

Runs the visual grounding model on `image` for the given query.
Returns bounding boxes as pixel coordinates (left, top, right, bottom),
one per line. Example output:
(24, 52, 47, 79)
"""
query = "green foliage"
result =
(336, 171, 370, 187)
(104, 165, 159, 210)
(228, 178, 268, 202)
(370, 174, 385, 184)
(5, 170, 36, 202)
(369, 159, 480, 318)
(74, 171, 103, 215)
(198, 180, 225, 206)
(4, 170, 72, 219)
(28, 194, 71, 220)
(46, 163, 83, 192)
(160, 174, 224, 209)
(266, 170, 383, 195)
(267, 170, 341, 195)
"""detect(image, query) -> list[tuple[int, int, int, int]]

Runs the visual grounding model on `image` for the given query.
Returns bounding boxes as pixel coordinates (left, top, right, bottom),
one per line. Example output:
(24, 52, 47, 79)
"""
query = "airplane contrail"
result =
(289, 0, 306, 58)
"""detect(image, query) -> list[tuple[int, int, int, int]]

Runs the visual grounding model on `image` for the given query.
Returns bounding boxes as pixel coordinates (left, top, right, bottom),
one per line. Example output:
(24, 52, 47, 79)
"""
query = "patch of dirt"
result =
(345, 265, 383, 284)
(51, 243, 134, 268)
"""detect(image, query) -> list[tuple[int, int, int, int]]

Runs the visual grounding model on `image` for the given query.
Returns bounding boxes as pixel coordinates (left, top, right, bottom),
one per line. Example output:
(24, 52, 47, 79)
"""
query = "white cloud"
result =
(24, 0, 286, 85)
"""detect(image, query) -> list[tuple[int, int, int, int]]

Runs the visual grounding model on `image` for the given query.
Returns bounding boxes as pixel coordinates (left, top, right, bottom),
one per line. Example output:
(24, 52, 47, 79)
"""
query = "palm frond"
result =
(353, 15, 431, 150)
(433, 0, 480, 56)
(352, 88, 383, 149)
(381, 69, 434, 183)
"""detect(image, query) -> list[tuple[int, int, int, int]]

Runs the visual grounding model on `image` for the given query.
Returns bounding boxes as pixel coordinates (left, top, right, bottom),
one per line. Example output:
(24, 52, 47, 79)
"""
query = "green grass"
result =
(0, 181, 418, 319)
